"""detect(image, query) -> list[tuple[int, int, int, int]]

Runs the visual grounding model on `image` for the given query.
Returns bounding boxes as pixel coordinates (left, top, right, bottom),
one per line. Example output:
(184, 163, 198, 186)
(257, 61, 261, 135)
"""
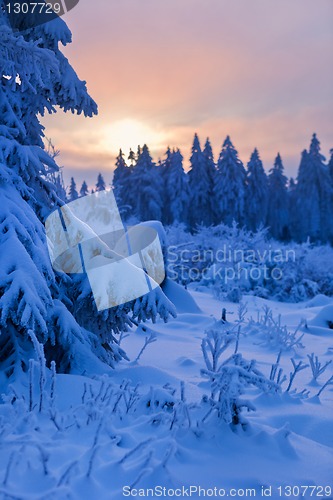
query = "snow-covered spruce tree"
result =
(51, 172, 67, 202)
(166, 149, 189, 224)
(161, 146, 172, 174)
(130, 144, 163, 221)
(328, 149, 333, 185)
(80, 180, 89, 198)
(0, 12, 175, 377)
(160, 147, 172, 225)
(0, 11, 98, 376)
(95, 172, 106, 192)
(293, 135, 333, 243)
(128, 148, 136, 166)
(188, 134, 212, 227)
(68, 176, 78, 201)
(267, 153, 289, 240)
(285, 177, 297, 242)
(214, 136, 246, 226)
(202, 138, 216, 225)
(244, 148, 268, 232)
(112, 149, 132, 216)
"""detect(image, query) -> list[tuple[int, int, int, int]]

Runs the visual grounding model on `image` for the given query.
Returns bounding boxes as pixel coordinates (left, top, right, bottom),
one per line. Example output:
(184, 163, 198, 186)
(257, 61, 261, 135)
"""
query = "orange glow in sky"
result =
(42, 0, 333, 187)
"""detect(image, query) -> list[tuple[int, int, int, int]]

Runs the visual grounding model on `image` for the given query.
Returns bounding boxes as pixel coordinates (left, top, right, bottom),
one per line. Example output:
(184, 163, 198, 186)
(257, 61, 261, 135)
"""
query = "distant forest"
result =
(63, 133, 333, 244)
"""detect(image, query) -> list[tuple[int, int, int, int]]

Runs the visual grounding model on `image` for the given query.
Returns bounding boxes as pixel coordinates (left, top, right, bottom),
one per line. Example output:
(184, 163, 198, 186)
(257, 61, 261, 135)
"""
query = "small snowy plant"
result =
(246, 306, 305, 351)
(307, 353, 332, 383)
(201, 323, 278, 426)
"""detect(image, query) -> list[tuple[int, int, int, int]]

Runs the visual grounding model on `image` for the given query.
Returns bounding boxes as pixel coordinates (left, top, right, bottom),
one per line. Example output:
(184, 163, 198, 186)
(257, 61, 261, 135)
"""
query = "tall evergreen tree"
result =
(95, 172, 106, 192)
(166, 149, 189, 224)
(328, 148, 333, 185)
(214, 136, 246, 226)
(113, 149, 132, 214)
(203, 138, 217, 225)
(80, 180, 89, 197)
(68, 176, 78, 201)
(267, 153, 289, 240)
(48, 169, 66, 202)
(245, 149, 268, 231)
(128, 148, 135, 166)
(0, 11, 175, 378)
(0, 10, 100, 376)
(188, 134, 212, 227)
(160, 147, 173, 224)
(163, 147, 172, 171)
(287, 177, 298, 239)
(294, 134, 333, 242)
(130, 144, 163, 221)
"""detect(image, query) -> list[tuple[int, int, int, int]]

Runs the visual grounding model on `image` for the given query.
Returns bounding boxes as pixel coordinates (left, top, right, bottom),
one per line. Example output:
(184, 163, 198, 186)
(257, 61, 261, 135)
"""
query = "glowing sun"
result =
(100, 119, 165, 156)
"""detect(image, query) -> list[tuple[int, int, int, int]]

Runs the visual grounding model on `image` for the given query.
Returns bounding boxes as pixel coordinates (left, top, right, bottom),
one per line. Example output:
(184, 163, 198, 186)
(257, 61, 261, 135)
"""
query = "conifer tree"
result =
(267, 153, 289, 240)
(128, 148, 135, 166)
(163, 147, 172, 171)
(188, 134, 212, 227)
(80, 180, 89, 197)
(130, 144, 162, 221)
(0, 11, 175, 377)
(113, 149, 132, 214)
(68, 176, 78, 201)
(0, 11, 99, 375)
(294, 134, 333, 242)
(53, 173, 67, 201)
(95, 172, 106, 192)
(328, 149, 333, 185)
(245, 149, 268, 231)
(203, 138, 217, 225)
(214, 136, 246, 226)
(160, 147, 173, 224)
(166, 149, 189, 224)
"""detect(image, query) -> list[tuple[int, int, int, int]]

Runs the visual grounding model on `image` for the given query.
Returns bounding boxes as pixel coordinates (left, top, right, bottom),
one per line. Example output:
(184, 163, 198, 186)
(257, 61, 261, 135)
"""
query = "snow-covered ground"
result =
(0, 283, 332, 499)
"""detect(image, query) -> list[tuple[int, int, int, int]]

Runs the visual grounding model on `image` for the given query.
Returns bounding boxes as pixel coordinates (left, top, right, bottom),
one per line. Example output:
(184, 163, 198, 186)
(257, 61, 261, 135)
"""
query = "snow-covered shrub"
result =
(269, 354, 310, 398)
(307, 353, 332, 382)
(200, 323, 278, 426)
(166, 224, 333, 302)
(245, 306, 305, 351)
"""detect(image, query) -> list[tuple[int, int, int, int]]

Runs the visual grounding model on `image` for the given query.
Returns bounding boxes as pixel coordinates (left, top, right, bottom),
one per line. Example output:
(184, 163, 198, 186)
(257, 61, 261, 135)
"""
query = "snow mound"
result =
(304, 295, 333, 308)
(308, 305, 333, 329)
(162, 278, 201, 314)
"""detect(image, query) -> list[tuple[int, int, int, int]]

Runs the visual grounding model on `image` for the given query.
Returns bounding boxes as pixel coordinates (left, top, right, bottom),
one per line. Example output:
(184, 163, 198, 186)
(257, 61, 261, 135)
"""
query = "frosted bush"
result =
(166, 224, 333, 302)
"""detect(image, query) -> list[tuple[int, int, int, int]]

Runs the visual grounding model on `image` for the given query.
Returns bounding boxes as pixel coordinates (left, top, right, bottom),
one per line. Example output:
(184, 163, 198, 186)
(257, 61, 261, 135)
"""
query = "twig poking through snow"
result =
(119, 438, 154, 465)
(134, 333, 157, 363)
(307, 353, 332, 381)
(286, 358, 309, 392)
(316, 375, 333, 397)
(28, 330, 46, 413)
(3, 452, 15, 487)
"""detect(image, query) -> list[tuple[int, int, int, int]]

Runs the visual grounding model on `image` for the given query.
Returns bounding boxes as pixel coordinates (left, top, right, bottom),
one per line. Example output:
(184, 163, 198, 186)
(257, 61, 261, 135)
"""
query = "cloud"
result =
(45, 0, 333, 181)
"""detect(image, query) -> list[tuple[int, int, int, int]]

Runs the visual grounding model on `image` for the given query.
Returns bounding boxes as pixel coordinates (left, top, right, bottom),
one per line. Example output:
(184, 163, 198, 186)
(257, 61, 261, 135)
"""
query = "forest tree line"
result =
(66, 133, 333, 244)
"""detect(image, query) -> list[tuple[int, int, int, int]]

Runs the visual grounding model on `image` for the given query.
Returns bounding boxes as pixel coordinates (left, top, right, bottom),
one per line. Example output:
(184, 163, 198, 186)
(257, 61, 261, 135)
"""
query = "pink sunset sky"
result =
(43, 0, 333, 187)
